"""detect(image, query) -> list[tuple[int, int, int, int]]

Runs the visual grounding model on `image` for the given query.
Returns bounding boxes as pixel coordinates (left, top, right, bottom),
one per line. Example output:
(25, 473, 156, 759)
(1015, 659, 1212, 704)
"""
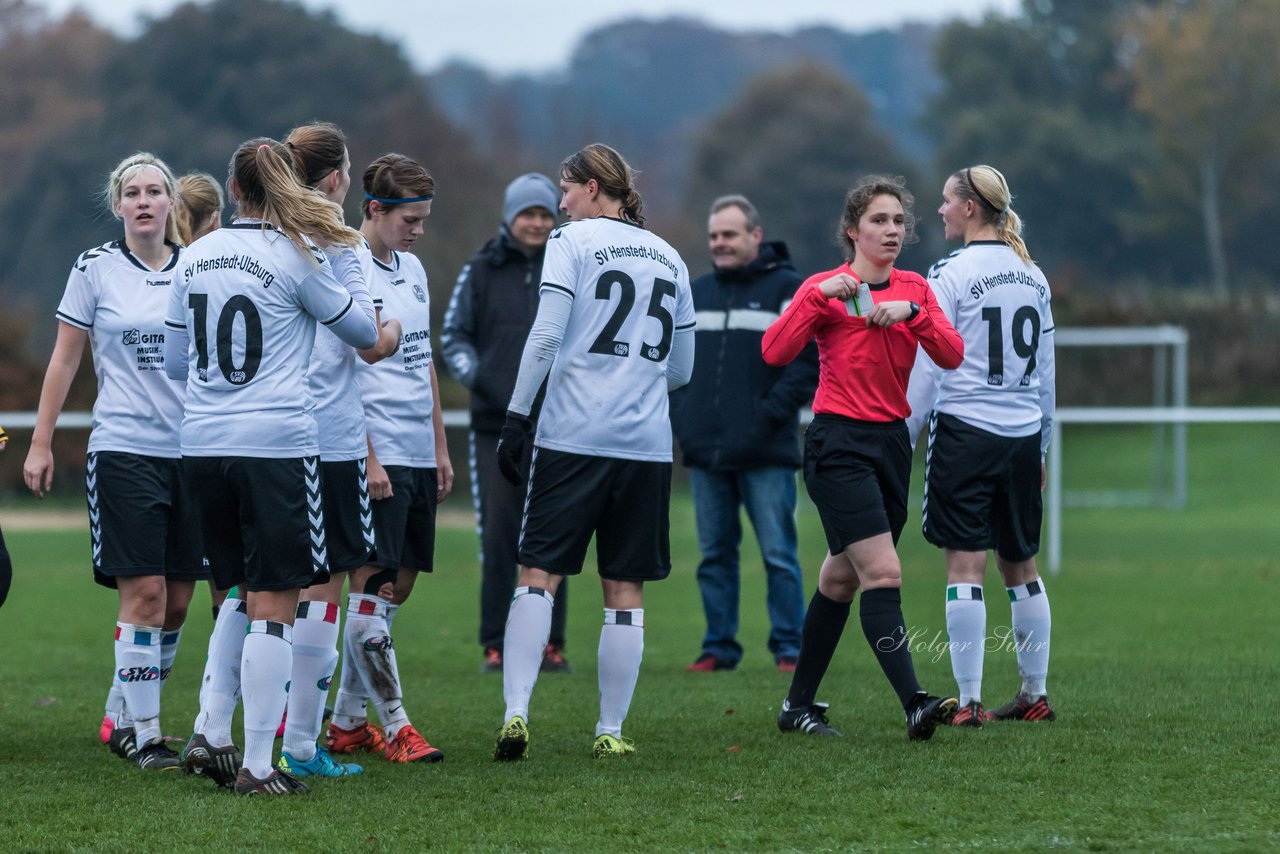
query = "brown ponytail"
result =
(560, 143, 644, 227)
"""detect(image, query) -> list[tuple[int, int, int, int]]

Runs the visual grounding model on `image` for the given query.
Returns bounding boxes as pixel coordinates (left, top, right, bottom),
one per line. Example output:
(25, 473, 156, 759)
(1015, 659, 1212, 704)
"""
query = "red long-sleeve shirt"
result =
(762, 264, 963, 422)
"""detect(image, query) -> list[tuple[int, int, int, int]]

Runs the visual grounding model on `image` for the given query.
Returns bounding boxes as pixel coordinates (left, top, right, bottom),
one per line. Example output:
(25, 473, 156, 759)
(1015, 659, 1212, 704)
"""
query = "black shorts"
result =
(321, 459, 376, 573)
(367, 465, 437, 573)
(86, 452, 206, 589)
(802, 415, 911, 554)
(518, 448, 671, 582)
(922, 412, 1043, 561)
(184, 455, 329, 593)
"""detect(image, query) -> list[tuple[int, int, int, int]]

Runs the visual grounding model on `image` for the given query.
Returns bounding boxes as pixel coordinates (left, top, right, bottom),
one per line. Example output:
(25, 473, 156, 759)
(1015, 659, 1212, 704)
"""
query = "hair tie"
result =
(966, 167, 1002, 213)
(258, 143, 272, 152)
(364, 192, 433, 204)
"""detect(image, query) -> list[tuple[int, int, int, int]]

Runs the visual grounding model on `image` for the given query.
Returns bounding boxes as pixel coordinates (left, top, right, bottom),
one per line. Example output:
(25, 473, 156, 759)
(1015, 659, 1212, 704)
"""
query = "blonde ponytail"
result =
(230, 138, 360, 257)
(957, 165, 1032, 265)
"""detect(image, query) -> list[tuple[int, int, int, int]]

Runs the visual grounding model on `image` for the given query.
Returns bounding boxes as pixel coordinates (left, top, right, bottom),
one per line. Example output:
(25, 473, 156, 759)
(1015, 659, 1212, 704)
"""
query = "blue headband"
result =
(365, 192, 433, 204)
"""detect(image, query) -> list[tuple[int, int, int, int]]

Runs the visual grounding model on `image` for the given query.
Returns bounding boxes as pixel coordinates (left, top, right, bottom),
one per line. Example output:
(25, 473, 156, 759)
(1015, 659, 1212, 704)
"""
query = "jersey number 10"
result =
(981, 305, 1040, 387)
(188, 293, 263, 385)
(588, 270, 676, 362)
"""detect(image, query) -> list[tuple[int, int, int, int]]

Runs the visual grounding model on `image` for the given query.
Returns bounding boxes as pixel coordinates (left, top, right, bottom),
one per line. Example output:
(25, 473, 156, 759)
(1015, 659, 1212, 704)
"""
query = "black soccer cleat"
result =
(107, 726, 138, 761)
(985, 692, 1056, 722)
(951, 700, 985, 728)
(777, 700, 844, 736)
(905, 693, 959, 741)
(233, 767, 310, 796)
(133, 738, 181, 770)
(180, 733, 243, 788)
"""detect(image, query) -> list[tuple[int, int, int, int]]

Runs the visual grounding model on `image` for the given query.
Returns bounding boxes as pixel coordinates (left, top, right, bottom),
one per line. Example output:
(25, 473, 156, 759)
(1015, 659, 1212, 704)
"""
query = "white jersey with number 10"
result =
(534, 217, 695, 462)
(165, 221, 365, 459)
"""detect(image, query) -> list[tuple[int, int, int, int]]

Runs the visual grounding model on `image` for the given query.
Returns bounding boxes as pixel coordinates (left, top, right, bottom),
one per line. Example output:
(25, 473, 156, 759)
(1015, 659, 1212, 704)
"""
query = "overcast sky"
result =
(37, 0, 1024, 73)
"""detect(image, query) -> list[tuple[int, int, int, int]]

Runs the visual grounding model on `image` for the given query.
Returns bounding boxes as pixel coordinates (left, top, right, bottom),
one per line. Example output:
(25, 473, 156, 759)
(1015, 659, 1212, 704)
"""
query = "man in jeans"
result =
(671, 195, 818, 672)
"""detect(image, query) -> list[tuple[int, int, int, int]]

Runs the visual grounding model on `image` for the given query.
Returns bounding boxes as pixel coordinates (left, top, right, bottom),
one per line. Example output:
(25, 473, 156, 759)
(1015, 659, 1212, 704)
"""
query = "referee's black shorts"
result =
(518, 447, 671, 582)
(922, 412, 1043, 561)
(802, 414, 911, 555)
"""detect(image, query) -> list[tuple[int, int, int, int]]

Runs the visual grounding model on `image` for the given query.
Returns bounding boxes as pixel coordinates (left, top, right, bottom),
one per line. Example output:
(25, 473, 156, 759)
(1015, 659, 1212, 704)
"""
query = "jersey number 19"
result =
(981, 305, 1040, 387)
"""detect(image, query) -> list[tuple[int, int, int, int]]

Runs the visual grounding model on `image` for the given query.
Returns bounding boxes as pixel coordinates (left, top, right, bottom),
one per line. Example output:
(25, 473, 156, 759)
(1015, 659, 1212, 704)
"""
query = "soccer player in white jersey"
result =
(164, 137, 378, 796)
(906, 165, 1057, 727)
(323, 153, 451, 765)
(24, 153, 199, 771)
(492, 143, 696, 760)
(273, 122, 403, 779)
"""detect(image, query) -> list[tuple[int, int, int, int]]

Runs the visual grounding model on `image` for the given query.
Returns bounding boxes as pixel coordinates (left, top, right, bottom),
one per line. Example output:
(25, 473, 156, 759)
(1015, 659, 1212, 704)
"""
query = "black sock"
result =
(785, 590, 852, 709)
(859, 587, 922, 708)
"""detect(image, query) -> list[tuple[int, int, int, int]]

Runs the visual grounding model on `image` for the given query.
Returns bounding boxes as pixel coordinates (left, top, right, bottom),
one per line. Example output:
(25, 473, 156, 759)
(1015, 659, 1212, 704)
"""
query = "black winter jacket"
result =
(670, 242, 819, 471)
(441, 229, 545, 434)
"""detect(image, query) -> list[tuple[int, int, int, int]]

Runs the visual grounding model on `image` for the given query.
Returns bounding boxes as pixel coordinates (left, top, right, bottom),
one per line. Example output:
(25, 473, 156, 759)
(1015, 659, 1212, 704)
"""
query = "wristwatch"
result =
(907, 301, 921, 321)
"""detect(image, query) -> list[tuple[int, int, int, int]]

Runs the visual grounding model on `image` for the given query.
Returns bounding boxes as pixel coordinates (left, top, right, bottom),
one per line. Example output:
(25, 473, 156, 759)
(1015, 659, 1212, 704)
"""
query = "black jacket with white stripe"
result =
(670, 242, 818, 472)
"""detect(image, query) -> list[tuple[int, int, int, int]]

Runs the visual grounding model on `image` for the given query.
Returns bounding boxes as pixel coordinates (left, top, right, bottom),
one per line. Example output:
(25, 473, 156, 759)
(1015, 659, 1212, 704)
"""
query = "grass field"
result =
(1, 425, 1277, 852)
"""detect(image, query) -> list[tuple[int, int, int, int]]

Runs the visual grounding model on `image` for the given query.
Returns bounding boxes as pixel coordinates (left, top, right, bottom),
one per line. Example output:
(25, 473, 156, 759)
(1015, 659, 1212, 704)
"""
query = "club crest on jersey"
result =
(412, 283, 427, 303)
(614, 342, 630, 357)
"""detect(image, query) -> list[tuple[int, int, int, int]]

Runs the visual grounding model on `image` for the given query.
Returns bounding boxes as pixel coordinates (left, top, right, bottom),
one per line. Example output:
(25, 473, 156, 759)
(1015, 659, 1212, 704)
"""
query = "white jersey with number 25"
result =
(534, 217, 695, 462)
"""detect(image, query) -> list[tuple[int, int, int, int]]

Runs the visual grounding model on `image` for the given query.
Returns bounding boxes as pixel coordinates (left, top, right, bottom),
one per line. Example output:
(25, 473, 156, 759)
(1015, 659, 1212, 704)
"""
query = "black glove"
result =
(497, 411, 533, 486)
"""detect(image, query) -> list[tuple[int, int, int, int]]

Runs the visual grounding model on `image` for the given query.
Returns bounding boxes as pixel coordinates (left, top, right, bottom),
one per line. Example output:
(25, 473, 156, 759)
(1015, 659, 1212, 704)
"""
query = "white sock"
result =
(241, 621, 293, 778)
(159, 628, 182, 696)
(345, 593, 409, 740)
(332, 597, 370, 730)
(501, 587, 553, 723)
(115, 622, 163, 746)
(596, 609, 644, 739)
(104, 681, 124, 726)
(379, 601, 408, 739)
(283, 601, 340, 761)
(194, 597, 247, 746)
(945, 585, 986, 705)
(1008, 580, 1051, 697)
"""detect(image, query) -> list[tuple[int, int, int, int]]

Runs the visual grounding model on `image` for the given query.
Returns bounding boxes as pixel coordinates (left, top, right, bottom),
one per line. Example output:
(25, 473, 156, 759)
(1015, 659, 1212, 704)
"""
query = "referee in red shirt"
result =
(762, 175, 964, 742)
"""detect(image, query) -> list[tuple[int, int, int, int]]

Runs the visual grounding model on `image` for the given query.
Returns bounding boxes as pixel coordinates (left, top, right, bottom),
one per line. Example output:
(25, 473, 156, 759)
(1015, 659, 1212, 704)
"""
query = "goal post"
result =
(1053, 325, 1189, 510)
(1047, 405, 1280, 574)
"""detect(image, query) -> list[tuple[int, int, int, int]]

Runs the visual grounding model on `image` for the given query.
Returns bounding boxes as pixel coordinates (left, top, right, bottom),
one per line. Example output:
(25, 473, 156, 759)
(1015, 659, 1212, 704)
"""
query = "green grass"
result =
(1, 424, 1278, 851)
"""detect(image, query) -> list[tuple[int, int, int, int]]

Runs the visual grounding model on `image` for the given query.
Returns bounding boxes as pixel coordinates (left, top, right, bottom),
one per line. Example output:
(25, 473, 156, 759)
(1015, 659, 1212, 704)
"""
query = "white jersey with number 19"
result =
(534, 217, 695, 462)
(909, 240, 1055, 449)
(165, 221, 368, 459)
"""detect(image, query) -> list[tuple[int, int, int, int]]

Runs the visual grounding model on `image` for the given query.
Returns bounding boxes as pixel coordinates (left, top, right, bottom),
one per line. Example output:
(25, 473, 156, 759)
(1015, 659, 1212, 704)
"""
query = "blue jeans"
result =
(690, 467, 805, 664)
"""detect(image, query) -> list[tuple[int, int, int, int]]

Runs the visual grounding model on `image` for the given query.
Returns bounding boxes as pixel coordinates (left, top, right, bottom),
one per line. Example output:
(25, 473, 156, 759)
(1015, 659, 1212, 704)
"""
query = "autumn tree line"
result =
(1, 0, 1276, 450)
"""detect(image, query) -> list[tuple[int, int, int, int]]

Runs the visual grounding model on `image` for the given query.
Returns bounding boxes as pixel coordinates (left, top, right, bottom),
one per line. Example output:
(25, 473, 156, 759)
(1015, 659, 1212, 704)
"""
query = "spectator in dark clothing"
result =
(442, 174, 571, 674)
(670, 195, 818, 672)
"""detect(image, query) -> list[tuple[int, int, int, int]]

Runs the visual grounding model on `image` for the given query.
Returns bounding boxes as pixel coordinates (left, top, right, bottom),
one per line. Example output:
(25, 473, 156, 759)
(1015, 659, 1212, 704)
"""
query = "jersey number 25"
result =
(588, 270, 676, 362)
